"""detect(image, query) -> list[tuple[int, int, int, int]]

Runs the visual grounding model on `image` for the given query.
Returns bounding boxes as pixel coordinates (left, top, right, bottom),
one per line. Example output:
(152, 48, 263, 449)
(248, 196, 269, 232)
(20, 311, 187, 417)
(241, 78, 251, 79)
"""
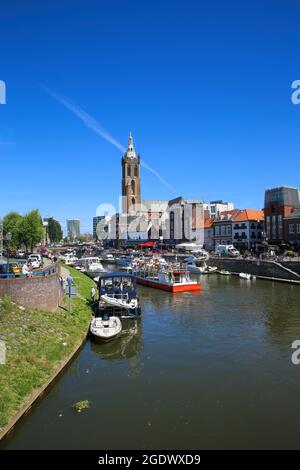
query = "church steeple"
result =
(122, 131, 141, 213)
(125, 131, 137, 159)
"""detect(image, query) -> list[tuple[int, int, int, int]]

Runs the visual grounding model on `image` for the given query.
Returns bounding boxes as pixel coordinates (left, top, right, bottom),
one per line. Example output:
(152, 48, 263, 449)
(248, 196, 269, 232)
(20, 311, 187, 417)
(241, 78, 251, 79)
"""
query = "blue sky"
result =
(1, 0, 300, 233)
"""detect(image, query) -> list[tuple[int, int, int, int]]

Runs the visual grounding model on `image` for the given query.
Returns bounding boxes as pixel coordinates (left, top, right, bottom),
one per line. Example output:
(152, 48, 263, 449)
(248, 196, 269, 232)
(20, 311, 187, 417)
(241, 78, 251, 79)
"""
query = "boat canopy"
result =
(99, 272, 136, 280)
(138, 241, 155, 247)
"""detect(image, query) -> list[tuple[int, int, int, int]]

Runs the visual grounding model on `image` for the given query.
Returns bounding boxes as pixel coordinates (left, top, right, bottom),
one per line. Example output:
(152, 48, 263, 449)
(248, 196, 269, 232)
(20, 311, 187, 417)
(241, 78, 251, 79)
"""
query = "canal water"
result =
(1, 275, 300, 450)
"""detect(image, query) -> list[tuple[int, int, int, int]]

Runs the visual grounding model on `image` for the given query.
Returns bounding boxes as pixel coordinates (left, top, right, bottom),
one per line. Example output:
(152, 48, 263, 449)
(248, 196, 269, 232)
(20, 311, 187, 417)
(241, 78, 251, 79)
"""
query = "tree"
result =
(47, 218, 63, 244)
(18, 210, 44, 252)
(3, 212, 23, 247)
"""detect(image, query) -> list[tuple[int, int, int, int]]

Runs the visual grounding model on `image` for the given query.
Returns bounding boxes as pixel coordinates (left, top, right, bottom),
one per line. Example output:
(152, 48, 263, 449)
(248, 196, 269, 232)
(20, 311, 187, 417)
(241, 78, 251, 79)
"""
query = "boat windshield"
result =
(100, 276, 135, 298)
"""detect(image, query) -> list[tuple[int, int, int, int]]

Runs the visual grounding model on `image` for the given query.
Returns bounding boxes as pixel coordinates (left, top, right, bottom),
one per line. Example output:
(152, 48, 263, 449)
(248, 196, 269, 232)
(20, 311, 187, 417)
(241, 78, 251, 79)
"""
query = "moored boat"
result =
(90, 314, 122, 342)
(97, 272, 141, 319)
(134, 267, 201, 293)
(239, 272, 253, 280)
(219, 270, 231, 276)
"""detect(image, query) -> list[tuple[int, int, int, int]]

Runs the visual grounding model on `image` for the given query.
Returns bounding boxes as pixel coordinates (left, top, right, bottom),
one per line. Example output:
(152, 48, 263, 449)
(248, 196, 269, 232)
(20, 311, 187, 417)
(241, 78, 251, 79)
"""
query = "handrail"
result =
(0, 265, 58, 279)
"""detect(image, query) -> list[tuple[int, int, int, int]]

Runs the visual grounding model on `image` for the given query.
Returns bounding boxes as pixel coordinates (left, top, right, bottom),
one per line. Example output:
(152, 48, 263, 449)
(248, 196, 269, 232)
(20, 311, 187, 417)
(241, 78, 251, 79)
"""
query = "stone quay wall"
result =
(208, 257, 300, 282)
(0, 262, 63, 311)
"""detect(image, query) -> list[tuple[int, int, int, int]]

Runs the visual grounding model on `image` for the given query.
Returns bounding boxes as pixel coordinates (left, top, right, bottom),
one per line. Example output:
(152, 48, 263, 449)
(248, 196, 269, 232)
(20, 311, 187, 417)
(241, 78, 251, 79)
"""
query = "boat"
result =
(64, 256, 78, 266)
(219, 270, 231, 276)
(120, 265, 133, 273)
(185, 262, 205, 274)
(115, 255, 133, 266)
(204, 266, 218, 274)
(101, 253, 116, 264)
(89, 314, 122, 342)
(97, 272, 141, 319)
(134, 267, 201, 293)
(239, 272, 252, 280)
(86, 261, 105, 274)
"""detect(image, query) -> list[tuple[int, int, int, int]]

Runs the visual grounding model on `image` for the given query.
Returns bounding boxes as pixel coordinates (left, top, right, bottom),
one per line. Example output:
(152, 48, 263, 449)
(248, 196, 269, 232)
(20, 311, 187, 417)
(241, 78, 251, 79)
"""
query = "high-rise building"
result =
(67, 219, 80, 241)
(93, 216, 105, 240)
(121, 131, 141, 213)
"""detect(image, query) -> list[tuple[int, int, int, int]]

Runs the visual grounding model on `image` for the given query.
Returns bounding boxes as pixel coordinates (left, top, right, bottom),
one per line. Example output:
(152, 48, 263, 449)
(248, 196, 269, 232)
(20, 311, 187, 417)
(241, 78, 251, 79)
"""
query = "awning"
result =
(138, 241, 155, 247)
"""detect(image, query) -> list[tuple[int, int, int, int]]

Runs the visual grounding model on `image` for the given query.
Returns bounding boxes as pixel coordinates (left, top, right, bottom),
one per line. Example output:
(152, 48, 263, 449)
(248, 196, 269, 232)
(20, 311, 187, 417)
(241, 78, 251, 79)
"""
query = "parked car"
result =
(215, 245, 240, 257)
(0, 263, 21, 276)
(28, 253, 43, 268)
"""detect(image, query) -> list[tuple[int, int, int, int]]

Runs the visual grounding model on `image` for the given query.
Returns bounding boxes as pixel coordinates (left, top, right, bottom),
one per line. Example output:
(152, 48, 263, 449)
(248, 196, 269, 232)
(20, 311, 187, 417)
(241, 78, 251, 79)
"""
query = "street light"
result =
(6, 232, 12, 274)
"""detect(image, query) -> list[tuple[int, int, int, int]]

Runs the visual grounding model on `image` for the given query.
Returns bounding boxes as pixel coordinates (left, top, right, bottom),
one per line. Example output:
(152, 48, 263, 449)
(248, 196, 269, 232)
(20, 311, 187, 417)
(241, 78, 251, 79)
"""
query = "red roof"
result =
(204, 217, 214, 228)
(233, 209, 264, 222)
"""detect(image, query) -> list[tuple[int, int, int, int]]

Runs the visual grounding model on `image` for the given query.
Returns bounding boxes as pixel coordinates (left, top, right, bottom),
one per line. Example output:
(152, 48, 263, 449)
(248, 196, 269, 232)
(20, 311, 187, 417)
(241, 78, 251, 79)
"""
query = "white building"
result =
(204, 200, 235, 219)
(232, 209, 264, 250)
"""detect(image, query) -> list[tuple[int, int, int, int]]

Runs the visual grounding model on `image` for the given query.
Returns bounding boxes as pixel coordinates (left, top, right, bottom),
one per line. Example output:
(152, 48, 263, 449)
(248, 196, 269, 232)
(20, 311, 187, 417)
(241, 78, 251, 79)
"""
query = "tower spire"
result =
(125, 130, 136, 159)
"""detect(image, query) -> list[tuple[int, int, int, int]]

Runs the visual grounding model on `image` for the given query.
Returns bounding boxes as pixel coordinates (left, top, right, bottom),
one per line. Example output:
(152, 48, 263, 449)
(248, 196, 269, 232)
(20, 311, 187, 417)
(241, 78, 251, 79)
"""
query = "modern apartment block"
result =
(67, 219, 80, 241)
(93, 216, 105, 240)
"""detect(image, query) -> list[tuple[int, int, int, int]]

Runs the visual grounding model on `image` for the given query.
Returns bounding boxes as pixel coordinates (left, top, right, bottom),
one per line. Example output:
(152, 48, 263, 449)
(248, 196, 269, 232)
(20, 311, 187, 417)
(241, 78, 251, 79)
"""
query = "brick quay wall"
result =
(0, 262, 63, 311)
(207, 257, 300, 282)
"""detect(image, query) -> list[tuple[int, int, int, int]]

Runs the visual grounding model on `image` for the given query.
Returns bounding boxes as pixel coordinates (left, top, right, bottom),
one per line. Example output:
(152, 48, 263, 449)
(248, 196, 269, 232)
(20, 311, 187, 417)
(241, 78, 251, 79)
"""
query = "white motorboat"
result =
(90, 315, 122, 342)
(115, 255, 133, 266)
(64, 256, 78, 266)
(185, 262, 205, 274)
(101, 253, 116, 263)
(239, 272, 252, 280)
(204, 266, 218, 274)
(87, 262, 105, 274)
(100, 293, 139, 311)
(98, 272, 142, 319)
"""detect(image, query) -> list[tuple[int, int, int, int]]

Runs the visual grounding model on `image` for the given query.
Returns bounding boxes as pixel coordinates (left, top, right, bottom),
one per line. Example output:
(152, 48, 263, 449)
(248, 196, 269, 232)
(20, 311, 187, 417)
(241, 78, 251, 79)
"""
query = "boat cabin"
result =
(97, 272, 140, 319)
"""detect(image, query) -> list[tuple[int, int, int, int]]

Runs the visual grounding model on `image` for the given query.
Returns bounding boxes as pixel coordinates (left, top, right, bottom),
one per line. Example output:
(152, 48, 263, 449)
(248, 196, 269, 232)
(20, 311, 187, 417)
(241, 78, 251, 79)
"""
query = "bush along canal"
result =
(0, 266, 95, 438)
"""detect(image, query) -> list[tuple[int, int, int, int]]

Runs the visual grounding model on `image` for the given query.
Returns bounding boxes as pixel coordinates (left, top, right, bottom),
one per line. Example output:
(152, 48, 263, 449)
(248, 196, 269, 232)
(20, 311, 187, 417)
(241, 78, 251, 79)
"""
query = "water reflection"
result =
(89, 318, 144, 377)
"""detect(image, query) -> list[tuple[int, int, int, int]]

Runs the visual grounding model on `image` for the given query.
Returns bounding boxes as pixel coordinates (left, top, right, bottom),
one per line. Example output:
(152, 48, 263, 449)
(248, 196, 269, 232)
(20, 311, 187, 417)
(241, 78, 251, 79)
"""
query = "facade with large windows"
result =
(264, 186, 300, 244)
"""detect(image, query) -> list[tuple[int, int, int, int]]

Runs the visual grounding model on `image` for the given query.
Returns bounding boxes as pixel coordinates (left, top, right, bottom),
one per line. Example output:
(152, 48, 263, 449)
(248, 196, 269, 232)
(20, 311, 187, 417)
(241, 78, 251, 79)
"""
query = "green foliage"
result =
(3, 212, 22, 247)
(17, 210, 43, 252)
(47, 218, 63, 243)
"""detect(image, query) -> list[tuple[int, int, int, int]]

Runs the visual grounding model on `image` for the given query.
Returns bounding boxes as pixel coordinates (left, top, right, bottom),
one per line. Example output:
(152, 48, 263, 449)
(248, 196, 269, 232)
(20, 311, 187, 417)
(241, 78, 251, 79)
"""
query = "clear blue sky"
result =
(1, 0, 300, 233)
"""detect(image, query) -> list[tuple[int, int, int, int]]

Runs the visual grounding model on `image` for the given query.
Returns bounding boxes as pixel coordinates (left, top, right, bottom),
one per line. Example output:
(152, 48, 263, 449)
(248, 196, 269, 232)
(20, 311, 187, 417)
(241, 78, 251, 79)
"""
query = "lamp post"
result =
(6, 232, 12, 274)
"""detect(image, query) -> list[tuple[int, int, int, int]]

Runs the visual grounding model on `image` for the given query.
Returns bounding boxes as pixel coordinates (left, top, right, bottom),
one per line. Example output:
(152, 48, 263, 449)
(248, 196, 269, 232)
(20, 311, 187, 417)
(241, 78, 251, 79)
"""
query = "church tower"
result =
(122, 131, 141, 213)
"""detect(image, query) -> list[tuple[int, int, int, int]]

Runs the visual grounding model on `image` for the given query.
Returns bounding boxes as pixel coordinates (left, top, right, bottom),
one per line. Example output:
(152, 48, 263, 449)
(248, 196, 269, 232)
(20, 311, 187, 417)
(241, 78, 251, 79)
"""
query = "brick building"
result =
(264, 186, 300, 244)
(284, 209, 300, 248)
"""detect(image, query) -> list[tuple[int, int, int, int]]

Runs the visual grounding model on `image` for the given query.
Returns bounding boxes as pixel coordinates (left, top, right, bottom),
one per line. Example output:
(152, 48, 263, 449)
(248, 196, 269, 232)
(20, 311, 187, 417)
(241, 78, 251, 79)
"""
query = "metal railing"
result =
(0, 264, 58, 279)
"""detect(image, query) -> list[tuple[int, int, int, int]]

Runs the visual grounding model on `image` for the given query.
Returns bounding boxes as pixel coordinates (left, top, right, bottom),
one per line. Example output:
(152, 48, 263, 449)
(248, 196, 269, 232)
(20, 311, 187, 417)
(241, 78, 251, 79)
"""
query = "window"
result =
(127, 166, 131, 177)
(226, 225, 231, 235)
(278, 215, 283, 237)
(221, 226, 225, 236)
(215, 226, 220, 236)
(134, 165, 138, 177)
(289, 224, 295, 234)
(297, 224, 300, 234)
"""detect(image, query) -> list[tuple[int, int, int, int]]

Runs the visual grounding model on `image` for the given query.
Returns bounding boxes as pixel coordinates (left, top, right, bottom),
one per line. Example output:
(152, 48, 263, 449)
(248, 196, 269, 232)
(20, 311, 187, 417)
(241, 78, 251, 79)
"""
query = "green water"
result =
(1, 275, 300, 449)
